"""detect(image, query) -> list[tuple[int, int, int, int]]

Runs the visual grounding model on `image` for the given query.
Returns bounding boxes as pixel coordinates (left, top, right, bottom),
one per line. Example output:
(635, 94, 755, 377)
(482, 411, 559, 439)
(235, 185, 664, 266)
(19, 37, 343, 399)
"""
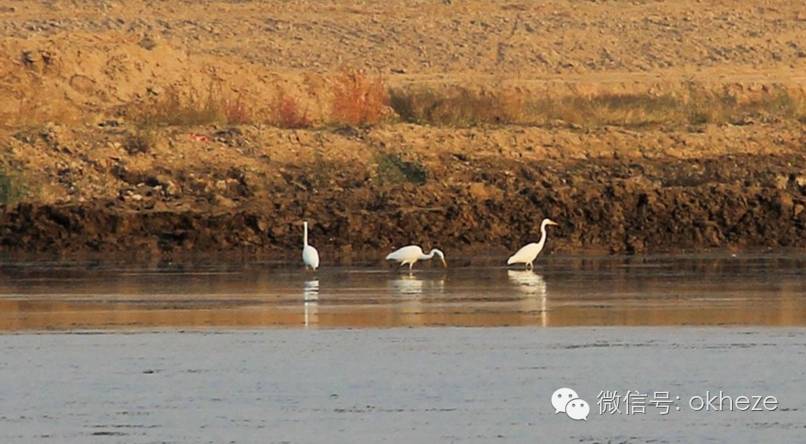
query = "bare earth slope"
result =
(0, 1, 804, 258)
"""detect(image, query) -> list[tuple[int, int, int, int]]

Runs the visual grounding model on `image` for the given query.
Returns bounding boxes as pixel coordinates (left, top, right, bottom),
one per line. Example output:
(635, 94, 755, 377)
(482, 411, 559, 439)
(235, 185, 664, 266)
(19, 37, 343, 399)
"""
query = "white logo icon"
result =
(565, 398, 590, 420)
(551, 387, 579, 413)
(551, 387, 590, 420)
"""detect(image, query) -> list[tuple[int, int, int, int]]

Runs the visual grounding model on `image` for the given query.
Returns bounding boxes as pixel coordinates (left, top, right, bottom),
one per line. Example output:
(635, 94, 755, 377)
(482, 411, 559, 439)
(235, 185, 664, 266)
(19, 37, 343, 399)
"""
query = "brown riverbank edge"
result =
(1, 123, 804, 258)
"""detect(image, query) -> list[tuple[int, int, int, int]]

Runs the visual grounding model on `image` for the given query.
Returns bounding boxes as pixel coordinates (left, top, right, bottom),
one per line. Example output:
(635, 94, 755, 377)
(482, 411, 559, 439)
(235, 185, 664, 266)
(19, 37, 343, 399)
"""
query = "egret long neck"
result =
(539, 223, 548, 246)
(421, 250, 435, 259)
(304, 223, 308, 246)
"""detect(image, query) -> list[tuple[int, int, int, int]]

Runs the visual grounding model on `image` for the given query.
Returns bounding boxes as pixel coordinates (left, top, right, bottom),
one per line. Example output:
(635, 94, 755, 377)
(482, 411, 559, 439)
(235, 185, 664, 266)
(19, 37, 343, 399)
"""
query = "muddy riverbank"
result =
(1, 123, 806, 259)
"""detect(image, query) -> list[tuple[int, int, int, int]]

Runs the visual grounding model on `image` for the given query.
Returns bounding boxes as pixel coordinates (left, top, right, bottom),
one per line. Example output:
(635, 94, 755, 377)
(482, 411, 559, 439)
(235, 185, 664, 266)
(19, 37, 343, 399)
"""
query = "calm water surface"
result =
(0, 255, 804, 329)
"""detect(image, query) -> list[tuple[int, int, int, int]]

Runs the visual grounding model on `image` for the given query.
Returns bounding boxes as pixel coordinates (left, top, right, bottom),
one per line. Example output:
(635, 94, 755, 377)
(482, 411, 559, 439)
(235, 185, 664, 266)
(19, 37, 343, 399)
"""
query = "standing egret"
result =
(507, 218, 559, 270)
(302, 221, 319, 270)
(385, 245, 447, 271)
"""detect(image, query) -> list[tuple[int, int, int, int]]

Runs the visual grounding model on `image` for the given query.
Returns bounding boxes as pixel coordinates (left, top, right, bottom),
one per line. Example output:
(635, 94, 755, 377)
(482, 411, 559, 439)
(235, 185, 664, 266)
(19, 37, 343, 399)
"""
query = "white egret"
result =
(385, 245, 447, 271)
(302, 221, 319, 270)
(507, 218, 559, 270)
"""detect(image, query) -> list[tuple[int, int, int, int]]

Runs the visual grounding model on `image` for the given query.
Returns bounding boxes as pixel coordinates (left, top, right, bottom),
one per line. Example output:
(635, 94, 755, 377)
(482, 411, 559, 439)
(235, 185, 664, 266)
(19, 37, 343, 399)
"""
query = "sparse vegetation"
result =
(529, 92, 683, 127)
(376, 152, 427, 184)
(330, 69, 388, 127)
(389, 84, 806, 128)
(271, 92, 312, 129)
(7, 64, 804, 132)
(130, 83, 253, 128)
(123, 129, 157, 155)
(223, 94, 252, 126)
(683, 85, 806, 125)
(390, 86, 524, 127)
(0, 167, 25, 206)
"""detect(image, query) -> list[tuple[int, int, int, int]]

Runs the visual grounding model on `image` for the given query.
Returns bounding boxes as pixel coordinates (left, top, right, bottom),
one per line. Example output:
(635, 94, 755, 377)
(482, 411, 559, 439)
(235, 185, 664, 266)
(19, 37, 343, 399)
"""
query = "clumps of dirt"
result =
(1, 149, 804, 258)
(1, 109, 804, 258)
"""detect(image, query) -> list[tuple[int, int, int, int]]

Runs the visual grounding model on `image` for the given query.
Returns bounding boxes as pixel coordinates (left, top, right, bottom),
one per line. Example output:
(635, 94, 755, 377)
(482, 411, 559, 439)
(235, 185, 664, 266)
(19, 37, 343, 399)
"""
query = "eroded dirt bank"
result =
(1, 0, 805, 259)
(1, 124, 804, 259)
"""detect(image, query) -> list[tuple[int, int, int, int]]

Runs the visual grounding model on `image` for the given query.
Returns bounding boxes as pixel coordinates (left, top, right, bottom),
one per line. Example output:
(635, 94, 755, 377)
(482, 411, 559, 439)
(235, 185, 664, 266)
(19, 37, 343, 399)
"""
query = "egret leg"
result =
(409, 262, 414, 272)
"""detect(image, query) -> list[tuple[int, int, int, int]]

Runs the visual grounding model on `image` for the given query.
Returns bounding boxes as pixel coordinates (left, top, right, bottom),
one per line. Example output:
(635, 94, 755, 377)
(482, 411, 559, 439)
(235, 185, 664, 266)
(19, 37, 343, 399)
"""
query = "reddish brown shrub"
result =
(223, 94, 252, 125)
(330, 69, 388, 126)
(271, 92, 312, 129)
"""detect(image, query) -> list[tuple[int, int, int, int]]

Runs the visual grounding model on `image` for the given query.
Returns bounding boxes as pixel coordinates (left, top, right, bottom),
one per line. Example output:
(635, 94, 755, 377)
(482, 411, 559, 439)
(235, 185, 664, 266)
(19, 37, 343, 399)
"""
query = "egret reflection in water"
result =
(389, 274, 424, 295)
(303, 279, 319, 327)
(388, 274, 445, 296)
(507, 270, 548, 326)
(0, 256, 804, 329)
(507, 270, 547, 295)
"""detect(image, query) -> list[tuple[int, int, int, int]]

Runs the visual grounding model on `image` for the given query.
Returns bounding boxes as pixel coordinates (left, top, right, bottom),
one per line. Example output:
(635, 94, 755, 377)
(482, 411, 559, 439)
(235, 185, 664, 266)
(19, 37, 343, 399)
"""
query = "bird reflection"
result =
(303, 279, 319, 327)
(388, 274, 446, 296)
(387, 274, 443, 325)
(507, 270, 548, 326)
(389, 274, 424, 295)
(507, 270, 546, 295)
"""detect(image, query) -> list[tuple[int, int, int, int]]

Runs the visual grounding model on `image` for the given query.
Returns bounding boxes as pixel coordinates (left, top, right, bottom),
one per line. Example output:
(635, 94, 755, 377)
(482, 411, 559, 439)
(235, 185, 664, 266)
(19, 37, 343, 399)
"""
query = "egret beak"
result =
(547, 219, 559, 226)
(441, 257, 448, 268)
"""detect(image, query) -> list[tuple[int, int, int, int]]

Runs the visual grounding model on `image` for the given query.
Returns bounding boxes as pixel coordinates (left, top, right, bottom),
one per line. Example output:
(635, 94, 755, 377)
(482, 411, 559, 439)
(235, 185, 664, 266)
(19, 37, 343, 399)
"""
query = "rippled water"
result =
(0, 255, 804, 330)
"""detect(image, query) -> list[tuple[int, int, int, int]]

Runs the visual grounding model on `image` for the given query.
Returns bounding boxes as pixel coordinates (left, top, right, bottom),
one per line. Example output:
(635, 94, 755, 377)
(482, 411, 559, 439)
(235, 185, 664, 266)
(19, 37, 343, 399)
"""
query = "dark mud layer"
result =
(1, 153, 804, 259)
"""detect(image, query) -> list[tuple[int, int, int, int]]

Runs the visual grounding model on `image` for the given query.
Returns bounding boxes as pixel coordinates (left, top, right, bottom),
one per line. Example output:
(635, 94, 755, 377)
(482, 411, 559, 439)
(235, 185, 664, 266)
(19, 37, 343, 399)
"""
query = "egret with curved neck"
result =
(385, 245, 447, 271)
(302, 221, 320, 270)
(507, 218, 558, 270)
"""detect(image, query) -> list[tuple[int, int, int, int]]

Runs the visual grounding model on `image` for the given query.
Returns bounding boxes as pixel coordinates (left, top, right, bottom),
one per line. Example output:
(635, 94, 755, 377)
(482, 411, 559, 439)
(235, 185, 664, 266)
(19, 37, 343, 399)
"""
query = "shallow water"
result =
(0, 255, 804, 330)
(3, 328, 805, 443)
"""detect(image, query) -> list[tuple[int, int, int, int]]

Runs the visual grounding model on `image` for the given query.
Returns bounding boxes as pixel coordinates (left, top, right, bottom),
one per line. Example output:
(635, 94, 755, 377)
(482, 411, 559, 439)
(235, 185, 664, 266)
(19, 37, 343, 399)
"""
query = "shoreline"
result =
(2, 324, 806, 335)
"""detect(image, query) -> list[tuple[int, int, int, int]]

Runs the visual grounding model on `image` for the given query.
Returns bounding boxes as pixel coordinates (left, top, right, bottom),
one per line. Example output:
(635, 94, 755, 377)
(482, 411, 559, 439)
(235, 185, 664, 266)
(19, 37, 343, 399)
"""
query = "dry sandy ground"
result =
(0, 328, 804, 443)
(1, 0, 804, 121)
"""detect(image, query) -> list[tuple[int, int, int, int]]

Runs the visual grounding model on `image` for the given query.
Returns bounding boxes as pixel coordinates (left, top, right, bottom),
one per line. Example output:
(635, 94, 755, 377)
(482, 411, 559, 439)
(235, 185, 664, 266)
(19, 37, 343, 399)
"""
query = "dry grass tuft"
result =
(530, 92, 684, 127)
(129, 83, 253, 128)
(683, 85, 806, 125)
(390, 86, 524, 126)
(271, 92, 312, 129)
(330, 69, 388, 126)
(123, 129, 157, 155)
(390, 83, 806, 128)
(223, 94, 252, 126)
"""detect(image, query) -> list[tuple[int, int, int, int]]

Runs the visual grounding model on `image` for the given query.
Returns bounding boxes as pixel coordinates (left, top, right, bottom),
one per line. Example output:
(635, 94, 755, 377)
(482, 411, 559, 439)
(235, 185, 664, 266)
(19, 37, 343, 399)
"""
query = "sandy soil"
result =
(0, 1, 804, 256)
(1, 328, 804, 443)
(2, 0, 804, 121)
